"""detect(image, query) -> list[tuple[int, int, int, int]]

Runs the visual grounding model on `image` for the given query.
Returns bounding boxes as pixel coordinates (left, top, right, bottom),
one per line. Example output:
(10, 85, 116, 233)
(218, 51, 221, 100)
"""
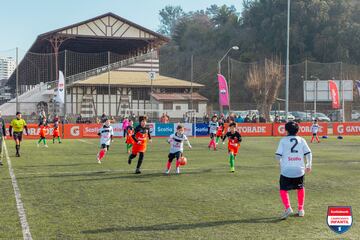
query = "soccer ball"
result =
(179, 156, 187, 166)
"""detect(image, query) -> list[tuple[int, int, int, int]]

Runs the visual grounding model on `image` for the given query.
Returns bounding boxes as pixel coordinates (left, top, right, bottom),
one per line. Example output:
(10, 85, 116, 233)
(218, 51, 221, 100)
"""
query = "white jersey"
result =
(275, 136, 312, 178)
(98, 125, 114, 145)
(311, 124, 320, 134)
(208, 121, 219, 134)
(168, 133, 191, 153)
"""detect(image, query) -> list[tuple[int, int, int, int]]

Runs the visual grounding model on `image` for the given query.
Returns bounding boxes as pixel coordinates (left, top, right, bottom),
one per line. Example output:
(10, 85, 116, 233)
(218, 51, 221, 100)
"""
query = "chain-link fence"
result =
(1, 47, 360, 123)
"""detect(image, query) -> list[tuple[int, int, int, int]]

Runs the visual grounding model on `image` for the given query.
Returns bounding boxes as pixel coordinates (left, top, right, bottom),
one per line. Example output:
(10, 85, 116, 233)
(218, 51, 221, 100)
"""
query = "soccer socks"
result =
(98, 149, 106, 161)
(280, 190, 291, 209)
(136, 152, 144, 169)
(216, 136, 220, 144)
(316, 136, 320, 143)
(38, 138, 42, 144)
(176, 159, 180, 168)
(128, 153, 136, 164)
(15, 145, 20, 154)
(229, 154, 235, 168)
(166, 160, 172, 170)
(297, 188, 305, 211)
(209, 139, 216, 149)
(126, 144, 132, 152)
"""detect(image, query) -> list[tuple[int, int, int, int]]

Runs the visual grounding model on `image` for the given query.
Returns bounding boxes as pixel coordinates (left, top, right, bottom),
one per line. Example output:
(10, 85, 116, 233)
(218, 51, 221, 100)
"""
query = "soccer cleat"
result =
(128, 158, 132, 165)
(164, 169, 171, 175)
(16, 153, 20, 157)
(0, 161, 3, 166)
(44, 145, 48, 148)
(280, 207, 293, 220)
(97, 160, 101, 164)
(135, 168, 141, 174)
(175, 167, 180, 174)
(230, 167, 235, 172)
(298, 210, 305, 217)
(37, 144, 39, 147)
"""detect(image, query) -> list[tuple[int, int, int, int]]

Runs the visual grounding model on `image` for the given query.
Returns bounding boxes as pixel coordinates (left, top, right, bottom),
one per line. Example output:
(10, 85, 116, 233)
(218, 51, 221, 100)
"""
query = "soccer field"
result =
(0, 136, 359, 239)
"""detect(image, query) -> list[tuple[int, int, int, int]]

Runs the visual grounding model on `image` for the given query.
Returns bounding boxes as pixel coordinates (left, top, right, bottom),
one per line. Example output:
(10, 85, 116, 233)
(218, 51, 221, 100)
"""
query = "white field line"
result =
(76, 139, 96, 145)
(3, 140, 33, 240)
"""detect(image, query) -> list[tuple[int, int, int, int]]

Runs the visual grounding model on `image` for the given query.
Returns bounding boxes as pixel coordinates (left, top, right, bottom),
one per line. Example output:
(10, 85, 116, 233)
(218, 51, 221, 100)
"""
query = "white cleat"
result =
(44, 145, 48, 148)
(97, 160, 101, 164)
(298, 210, 305, 217)
(164, 169, 171, 175)
(280, 207, 293, 220)
(37, 144, 39, 147)
(175, 167, 180, 174)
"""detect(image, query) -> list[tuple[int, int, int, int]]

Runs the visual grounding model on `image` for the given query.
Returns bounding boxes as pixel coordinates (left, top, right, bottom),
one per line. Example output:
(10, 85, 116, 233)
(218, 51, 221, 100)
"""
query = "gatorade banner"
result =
(329, 80, 340, 109)
(333, 122, 360, 135)
(5, 124, 61, 139)
(233, 123, 273, 136)
(273, 122, 328, 136)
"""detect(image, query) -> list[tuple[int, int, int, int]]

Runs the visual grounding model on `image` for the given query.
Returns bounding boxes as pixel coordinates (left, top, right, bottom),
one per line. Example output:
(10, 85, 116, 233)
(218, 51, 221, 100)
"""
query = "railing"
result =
(65, 51, 158, 85)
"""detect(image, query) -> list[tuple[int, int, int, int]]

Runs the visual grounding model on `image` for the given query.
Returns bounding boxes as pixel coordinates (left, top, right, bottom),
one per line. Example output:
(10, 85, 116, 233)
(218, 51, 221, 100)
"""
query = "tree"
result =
(246, 57, 284, 120)
(158, 6, 185, 36)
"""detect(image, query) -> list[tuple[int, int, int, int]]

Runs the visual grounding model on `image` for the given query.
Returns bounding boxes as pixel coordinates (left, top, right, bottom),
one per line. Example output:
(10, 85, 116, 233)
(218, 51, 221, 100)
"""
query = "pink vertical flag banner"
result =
(217, 74, 229, 106)
(329, 80, 340, 109)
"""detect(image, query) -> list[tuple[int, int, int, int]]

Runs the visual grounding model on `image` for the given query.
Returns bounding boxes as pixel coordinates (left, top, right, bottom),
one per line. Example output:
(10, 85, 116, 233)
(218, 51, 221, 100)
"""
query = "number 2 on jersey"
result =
(290, 138, 298, 153)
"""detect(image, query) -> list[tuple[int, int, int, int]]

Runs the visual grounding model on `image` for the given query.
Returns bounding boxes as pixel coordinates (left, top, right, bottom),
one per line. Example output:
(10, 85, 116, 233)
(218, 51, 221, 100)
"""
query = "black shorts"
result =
(279, 175, 304, 191)
(101, 144, 110, 150)
(13, 132, 23, 141)
(168, 151, 181, 162)
(209, 133, 216, 139)
(312, 133, 317, 136)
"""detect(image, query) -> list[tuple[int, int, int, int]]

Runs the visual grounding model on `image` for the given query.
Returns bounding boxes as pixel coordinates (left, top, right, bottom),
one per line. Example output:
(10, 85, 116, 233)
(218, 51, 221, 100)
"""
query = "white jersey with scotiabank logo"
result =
(208, 121, 219, 134)
(168, 133, 191, 153)
(98, 125, 114, 145)
(311, 124, 320, 134)
(276, 136, 312, 178)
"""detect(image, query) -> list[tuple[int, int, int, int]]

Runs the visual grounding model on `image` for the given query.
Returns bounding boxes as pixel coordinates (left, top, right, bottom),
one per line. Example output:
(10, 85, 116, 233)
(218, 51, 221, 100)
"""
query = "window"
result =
(188, 102, 199, 112)
(163, 102, 173, 110)
(176, 105, 181, 110)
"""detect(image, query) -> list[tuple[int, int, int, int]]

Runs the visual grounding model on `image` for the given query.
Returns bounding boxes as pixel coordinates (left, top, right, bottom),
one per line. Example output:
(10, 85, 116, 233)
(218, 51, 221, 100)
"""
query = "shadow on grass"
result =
(82, 217, 282, 234)
(15, 169, 213, 180)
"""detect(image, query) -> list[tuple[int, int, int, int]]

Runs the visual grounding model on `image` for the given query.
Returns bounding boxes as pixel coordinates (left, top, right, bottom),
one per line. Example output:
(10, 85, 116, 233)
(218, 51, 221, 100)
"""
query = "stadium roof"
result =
(29, 12, 169, 53)
(71, 71, 204, 88)
(7, 12, 170, 91)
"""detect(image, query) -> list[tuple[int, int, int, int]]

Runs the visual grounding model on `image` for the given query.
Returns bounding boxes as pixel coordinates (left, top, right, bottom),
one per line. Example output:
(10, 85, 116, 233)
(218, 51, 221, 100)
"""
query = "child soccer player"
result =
(208, 115, 219, 150)
(37, 120, 48, 148)
(215, 119, 224, 145)
(222, 122, 242, 172)
(165, 124, 192, 175)
(125, 120, 134, 154)
(275, 121, 312, 219)
(310, 119, 320, 143)
(128, 116, 152, 174)
(96, 119, 114, 164)
(52, 120, 62, 144)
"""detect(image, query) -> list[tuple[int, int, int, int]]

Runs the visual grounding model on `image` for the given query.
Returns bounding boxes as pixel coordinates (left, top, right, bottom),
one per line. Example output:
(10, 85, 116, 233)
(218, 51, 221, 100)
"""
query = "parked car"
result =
(289, 111, 311, 122)
(269, 111, 295, 122)
(312, 112, 331, 122)
(352, 110, 360, 121)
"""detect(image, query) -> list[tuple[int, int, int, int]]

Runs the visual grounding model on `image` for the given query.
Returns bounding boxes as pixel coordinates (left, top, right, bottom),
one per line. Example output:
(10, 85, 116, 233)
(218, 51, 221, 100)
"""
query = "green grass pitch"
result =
(0, 136, 359, 239)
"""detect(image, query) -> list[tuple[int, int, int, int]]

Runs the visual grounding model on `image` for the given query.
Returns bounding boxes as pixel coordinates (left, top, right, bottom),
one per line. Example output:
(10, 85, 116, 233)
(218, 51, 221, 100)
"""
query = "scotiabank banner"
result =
(5, 124, 61, 139)
(273, 122, 328, 136)
(333, 122, 360, 135)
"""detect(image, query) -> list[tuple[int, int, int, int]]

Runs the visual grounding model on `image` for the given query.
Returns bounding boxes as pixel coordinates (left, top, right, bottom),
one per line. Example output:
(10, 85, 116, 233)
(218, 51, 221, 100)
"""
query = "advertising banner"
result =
(273, 122, 328, 136)
(193, 123, 209, 136)
(333, 122, 360, 135)
(174, 123, 192, 136)
(155, 123, 174, 137)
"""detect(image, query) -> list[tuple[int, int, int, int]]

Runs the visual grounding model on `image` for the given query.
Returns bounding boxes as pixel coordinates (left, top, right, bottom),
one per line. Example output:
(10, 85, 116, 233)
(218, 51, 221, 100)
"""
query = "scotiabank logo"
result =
(70, 126, 80, 136)
(84, 126, 100, 134)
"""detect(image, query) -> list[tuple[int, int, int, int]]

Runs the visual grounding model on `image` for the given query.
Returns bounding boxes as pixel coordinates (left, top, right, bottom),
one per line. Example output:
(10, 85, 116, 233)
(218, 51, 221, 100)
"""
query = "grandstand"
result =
(2, 12, 207, 119)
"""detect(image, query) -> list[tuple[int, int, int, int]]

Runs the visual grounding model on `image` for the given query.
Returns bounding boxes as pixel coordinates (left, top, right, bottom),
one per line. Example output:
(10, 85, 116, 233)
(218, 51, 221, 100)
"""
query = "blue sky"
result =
(0, 0, 242, 53)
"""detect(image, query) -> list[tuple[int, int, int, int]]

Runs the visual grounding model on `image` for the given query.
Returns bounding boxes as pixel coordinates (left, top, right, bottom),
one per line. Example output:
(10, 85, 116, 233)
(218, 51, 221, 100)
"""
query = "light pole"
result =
(285, 0, 291, 121)
(217, 46, 239, 112)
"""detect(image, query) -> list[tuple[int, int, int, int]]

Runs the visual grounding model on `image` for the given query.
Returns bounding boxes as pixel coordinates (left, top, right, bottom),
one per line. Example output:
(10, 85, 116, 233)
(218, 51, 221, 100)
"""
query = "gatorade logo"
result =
(70, 126, 80, 136)
(337, 125, 344, 134)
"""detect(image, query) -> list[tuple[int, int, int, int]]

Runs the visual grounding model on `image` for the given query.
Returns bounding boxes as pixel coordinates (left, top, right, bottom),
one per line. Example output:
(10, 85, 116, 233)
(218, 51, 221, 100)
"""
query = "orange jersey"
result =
(126, 128, 135, 144)
(53, 127, 60, 137)
(223, 131, 242, 156)
(131, 126, 151, 154)
(39, 125, 48, 137)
